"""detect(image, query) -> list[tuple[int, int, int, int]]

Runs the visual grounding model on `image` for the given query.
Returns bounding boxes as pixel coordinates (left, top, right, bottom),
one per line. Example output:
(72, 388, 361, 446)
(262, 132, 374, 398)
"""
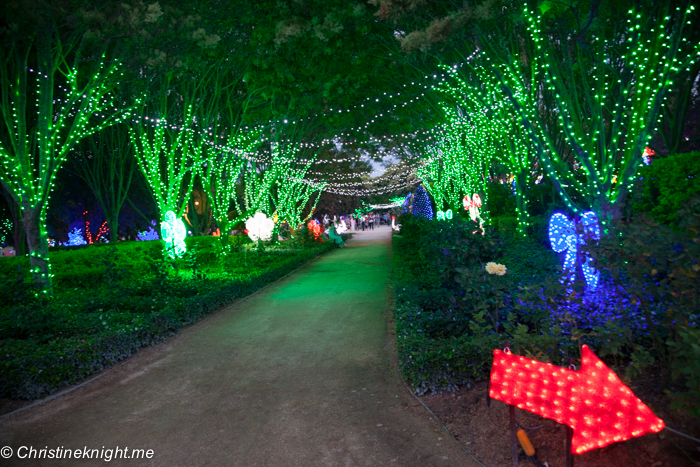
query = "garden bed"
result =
(392, 213, 699, 418)
(420, 380, 700, 467)
(0, 236, 341, 400)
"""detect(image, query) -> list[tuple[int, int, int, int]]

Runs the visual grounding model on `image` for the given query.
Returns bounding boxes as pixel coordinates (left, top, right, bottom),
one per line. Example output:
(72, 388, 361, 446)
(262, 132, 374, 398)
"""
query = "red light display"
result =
(307, 220, 323, 241)
(489, 345, 664, 454)
(83, 212, 108, 244)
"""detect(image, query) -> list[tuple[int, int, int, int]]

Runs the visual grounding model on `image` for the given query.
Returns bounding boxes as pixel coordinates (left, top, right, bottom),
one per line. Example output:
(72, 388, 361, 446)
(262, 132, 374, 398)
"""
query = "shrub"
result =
(587, 195, 700, 415)
(393, 208, 699, 415)
(489, 216, 518, 237)
(635, 151, 700, 226)
(486, 182, 516, 217)
(0, 240, 335, 399)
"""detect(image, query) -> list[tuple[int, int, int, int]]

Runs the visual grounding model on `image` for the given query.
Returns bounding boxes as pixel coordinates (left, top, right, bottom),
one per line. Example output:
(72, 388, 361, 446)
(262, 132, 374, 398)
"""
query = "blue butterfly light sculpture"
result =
(548, 211, 601, 290)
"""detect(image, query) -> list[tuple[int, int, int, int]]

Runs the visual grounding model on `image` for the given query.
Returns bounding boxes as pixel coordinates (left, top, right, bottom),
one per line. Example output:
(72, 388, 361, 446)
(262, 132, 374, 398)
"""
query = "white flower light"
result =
(246, 212, 275, 242)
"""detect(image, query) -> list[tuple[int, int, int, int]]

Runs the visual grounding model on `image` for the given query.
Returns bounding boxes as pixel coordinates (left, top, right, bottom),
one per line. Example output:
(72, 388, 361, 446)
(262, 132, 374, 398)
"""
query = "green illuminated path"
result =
(0, 226, 479, 466)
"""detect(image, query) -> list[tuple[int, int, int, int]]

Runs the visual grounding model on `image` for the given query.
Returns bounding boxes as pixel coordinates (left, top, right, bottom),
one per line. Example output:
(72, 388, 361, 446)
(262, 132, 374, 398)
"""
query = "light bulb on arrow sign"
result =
(489, 345, 664, 454)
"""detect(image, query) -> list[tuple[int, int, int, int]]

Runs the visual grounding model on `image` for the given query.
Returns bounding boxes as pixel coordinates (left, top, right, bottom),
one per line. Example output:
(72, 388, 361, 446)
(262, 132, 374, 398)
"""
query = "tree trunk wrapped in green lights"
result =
(0, 31, 132, 294)
(233, 144, 325, 234)
(128, 71, 225, 250)
(433, 56, 537, 234)
(485, 2, 699, 225)
(235, 159, 278, 219)
(129, 106, 203, 222)
(201, 141, 251, 245)
(418, 107, 493, 217)
(418, 133, 470, 211)
(273, 156, 325, 231)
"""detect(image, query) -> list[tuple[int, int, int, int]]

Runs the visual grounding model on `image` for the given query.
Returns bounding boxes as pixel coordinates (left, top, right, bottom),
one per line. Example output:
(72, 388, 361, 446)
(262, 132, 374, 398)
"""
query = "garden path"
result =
(0, 225, 480, 466)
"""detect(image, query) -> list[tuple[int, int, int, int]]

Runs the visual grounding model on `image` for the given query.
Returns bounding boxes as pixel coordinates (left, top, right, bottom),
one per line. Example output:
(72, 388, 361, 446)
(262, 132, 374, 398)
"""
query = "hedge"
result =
(635, 151, 700, 226)
(0, 239, 339, 399)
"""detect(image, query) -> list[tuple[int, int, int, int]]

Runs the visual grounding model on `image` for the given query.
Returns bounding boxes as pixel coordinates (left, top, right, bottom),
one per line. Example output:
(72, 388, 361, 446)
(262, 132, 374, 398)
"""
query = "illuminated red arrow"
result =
(489, 345, 664, 454)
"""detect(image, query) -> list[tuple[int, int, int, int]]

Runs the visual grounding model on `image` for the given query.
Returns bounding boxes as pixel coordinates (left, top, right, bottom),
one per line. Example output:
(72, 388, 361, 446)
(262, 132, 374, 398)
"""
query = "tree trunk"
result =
(514, 170, 530, 236)
(599, 193, 627, 229)
(218, 219, 229, 246)
(10, 207, 26, 255)
(186, 198, 200, 236)
(108, 215, 119, 243)
(23, 205, 53, 295)
(13, 226, 26, 256)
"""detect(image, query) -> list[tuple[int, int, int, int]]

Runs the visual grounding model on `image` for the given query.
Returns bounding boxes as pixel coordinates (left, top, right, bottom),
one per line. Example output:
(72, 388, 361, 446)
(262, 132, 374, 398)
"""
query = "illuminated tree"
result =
(272, 156, 325, 230)
(437, 62, 536, 234)
(236, 159, 278, 218)
(201, 138, 254, 244)
(128, 65, 234, 243)
(418, 130, 471, 211)
(232, 143, 325, 232)
(417, 106, 495, 218)
(485, 3, 699, 224)
(0, 28, 132, 294)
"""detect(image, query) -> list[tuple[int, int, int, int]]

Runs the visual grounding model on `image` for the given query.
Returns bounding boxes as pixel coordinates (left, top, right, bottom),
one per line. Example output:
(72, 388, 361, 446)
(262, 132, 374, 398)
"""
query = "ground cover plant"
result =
(393, 210, 700, 419)
(0, 235, 338, 399)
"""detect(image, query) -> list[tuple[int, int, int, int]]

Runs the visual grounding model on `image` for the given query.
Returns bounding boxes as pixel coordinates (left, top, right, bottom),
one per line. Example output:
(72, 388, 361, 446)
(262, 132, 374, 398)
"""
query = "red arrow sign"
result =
(489, 345, 664, 454)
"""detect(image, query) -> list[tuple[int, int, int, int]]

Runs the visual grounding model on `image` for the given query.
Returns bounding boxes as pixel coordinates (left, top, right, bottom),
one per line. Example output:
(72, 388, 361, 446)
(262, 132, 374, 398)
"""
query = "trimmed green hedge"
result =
(392, 216, 510, 394)
(395, 301, 499, 394)
(0, 241, 162, 289)
(635, 151, 700, 226)
(0, 238, 339, 399)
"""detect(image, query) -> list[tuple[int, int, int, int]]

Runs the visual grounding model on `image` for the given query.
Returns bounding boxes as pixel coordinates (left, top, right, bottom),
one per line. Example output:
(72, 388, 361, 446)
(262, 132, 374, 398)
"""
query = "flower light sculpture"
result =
(336, 217, 348, 234)
(391, 216, 401, 231)
(548, 211, 600, 289)
(137, 220, 160, 241)
(463, 193, 485, 233)
(64, 227, 87, 246)
(246, 212, 275, 243)
(161, 211, 187, 258)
